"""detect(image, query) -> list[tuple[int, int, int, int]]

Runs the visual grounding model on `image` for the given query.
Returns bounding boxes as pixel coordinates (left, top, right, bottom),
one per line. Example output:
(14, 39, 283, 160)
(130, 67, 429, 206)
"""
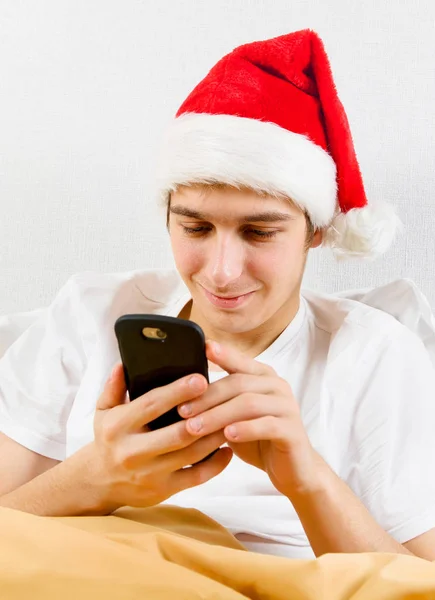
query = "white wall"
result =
(1, 0, 434, 314)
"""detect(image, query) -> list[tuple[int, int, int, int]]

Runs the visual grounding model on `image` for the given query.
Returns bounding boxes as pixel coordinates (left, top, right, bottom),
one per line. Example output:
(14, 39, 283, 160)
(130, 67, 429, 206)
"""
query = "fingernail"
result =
(188, 375, 200, 387)
(212, 341, 221, 355)
(226, 425, 237, 439)
(179, 402, 192, 417)
(188, 416, 203, 433)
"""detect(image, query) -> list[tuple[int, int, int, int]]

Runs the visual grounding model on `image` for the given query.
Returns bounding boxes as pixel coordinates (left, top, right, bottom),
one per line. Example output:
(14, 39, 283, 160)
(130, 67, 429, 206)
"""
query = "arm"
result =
(0, 438, 103, 516)
(291, 462, 435, 558)
(0, 366, 231, 516)
(0, 434, 95, 517)
(289, 322, 435, 560)
(289, 453, 414, 556)
(182, 336, 435, 560)
(0, 433, 59, 496)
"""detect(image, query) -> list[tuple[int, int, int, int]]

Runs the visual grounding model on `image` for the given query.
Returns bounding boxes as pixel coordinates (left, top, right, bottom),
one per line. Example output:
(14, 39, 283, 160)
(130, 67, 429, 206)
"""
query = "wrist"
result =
(285, 449, 333, 502)
(61, 443, 119, 516)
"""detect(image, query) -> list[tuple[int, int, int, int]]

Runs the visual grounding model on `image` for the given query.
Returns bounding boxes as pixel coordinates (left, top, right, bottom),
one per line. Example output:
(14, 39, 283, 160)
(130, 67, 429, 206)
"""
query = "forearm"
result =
(0, 445, 108, 517)
(290, 454, 413, 557)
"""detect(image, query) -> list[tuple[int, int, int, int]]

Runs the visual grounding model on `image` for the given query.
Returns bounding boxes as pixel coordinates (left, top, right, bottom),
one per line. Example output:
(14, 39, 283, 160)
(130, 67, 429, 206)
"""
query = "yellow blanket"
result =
(1, 505, 435, 599)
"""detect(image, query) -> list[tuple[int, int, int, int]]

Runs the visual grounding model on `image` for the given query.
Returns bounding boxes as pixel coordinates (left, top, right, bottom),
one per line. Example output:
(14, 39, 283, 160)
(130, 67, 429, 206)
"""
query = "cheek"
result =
(170, 235, 203, 274)
(247, 238, 306, 278)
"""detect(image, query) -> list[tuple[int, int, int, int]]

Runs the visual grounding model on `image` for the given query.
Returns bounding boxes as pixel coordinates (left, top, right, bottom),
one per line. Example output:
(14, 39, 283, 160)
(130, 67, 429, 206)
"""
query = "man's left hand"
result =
(178, 340, 324, 499)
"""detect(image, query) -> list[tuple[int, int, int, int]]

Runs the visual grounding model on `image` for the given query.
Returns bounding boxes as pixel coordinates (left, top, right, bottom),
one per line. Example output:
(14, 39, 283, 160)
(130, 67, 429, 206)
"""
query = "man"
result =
(1, 29, 435, 560)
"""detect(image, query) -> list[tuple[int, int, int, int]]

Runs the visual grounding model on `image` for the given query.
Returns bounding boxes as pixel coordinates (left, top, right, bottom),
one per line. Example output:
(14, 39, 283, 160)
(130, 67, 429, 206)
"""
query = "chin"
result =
(201, 302, 265, 333)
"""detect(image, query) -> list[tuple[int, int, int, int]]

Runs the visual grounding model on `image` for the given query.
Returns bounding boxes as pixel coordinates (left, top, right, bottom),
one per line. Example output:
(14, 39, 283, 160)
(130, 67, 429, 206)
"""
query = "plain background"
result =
(1, 0, 434, 314)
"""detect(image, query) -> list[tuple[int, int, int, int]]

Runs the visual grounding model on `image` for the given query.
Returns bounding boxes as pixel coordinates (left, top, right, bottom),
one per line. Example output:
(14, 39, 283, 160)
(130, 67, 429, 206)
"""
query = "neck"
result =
(185, 293, 301, 359)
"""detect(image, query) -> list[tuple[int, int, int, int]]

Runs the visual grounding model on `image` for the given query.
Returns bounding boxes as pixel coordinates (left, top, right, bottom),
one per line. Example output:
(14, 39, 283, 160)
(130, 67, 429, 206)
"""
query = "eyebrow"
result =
(169, 205, 296, 223)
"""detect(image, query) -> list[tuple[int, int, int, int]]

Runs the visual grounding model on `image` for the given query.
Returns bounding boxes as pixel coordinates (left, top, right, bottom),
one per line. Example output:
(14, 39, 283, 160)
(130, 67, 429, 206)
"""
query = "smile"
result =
(200, 285, 256, 309)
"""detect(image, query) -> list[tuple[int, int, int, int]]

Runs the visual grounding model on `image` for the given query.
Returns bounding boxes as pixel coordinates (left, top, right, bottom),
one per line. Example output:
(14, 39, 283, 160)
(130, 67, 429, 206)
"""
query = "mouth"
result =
(199, 285, 256, 309)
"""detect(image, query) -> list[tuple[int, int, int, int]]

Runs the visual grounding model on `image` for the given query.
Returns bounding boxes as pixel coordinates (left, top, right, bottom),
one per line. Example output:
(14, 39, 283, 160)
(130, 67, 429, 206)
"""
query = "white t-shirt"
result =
(1, 268, 435, 559)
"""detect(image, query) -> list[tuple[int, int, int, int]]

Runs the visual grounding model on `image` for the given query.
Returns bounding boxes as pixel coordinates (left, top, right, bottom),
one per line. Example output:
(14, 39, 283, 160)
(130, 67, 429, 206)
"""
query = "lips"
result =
(211, 292, 247, 300)
(199, 284, 255, 309)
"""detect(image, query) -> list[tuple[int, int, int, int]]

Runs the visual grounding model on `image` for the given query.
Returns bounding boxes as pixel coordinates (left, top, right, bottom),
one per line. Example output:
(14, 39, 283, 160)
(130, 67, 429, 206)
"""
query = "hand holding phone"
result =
(87, 364, 232, 512)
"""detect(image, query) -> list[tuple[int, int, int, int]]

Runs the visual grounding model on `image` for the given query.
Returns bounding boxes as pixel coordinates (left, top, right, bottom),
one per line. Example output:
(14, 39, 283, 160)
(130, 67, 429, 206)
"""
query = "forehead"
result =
(170, 185, 302, 220)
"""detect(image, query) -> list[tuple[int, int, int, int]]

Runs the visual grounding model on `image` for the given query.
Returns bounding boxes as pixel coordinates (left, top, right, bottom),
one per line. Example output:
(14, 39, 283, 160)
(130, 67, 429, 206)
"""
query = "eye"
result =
(180, 225, 278, 240)
(246, 229, 278, 239)
(181, 225, 211, 236)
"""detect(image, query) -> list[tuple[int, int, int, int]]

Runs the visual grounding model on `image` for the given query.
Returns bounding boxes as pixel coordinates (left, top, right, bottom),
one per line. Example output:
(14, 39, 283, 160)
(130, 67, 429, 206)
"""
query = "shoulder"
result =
(301, 287, 434, 395)
(57, 268, 187, 320)
(302, 286, 420, 352)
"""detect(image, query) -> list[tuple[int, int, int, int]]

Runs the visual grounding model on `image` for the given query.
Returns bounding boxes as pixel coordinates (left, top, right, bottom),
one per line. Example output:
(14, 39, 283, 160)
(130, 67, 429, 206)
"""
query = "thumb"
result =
(96, 363, 127, 411)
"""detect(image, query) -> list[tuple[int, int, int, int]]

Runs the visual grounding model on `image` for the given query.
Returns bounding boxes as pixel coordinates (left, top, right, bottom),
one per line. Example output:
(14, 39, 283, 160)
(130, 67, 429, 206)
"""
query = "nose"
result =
(204, 232, 245, 289)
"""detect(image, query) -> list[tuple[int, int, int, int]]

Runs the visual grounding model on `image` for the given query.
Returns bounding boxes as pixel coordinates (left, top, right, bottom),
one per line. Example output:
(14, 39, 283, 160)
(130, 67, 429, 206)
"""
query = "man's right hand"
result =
(84, 363, 232, 514)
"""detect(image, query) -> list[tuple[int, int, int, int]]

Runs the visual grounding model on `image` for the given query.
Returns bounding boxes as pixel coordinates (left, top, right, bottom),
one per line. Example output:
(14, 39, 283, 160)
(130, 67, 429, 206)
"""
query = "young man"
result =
(1, 29, 435, 560)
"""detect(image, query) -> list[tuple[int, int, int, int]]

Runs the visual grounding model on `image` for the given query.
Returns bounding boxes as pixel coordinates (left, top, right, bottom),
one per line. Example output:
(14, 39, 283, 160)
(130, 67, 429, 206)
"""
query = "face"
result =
(168, 186, 321, 336)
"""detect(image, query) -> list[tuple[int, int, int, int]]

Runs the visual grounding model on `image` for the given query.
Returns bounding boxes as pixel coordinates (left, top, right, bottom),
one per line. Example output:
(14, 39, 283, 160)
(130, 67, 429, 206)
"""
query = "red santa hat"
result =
(156, 29, 400, 258)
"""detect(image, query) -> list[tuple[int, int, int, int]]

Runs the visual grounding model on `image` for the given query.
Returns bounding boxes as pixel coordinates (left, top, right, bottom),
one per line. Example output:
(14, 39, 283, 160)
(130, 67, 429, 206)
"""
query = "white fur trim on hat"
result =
(323, 202, 402, 260)
(156, 112, 337, 228)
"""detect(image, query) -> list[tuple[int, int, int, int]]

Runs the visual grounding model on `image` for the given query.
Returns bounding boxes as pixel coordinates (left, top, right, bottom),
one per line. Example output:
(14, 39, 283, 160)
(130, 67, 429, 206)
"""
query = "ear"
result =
(310, 228, 323, 249)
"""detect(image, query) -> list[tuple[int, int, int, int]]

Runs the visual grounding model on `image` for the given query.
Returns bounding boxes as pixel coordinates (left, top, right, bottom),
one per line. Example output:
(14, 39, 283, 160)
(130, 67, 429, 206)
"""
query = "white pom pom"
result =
(323, 203, 402, 260)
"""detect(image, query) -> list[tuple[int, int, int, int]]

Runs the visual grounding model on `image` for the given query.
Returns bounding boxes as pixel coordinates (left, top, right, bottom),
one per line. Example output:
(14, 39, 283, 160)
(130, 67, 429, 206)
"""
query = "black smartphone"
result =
(114, 314, 209, 431)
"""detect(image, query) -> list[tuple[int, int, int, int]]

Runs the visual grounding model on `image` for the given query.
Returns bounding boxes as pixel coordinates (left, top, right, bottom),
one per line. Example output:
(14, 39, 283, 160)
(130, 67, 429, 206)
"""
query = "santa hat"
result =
(156, 29, 400, 258)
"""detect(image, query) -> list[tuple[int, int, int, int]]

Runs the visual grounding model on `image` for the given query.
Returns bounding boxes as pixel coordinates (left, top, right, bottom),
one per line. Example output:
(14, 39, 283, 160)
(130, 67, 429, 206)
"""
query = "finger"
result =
(224, 416, 291, 447)
(161, 430, 227, 471)
(185, 393, 288, 437)
(96, 363, 127, 411)
(206, 340, 274, 377)
(179, 373, 285, 418)
(170, 447, 233, 494)
(121, 373, 208, 432)
(121, 426, 226, 470)
(122, 419, 197, 462)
